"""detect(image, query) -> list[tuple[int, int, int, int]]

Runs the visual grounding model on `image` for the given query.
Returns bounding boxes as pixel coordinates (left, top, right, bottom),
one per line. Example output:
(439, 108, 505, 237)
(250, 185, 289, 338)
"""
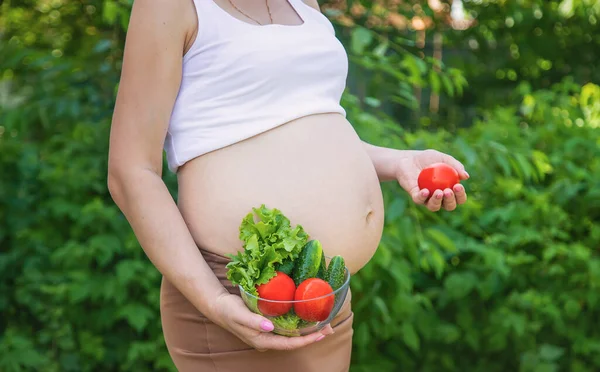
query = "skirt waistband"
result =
(199, 248, 241, 296)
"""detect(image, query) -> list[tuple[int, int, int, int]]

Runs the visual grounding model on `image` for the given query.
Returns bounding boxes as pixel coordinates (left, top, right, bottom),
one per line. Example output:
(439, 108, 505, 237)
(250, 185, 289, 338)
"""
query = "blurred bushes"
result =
(0, 43, 175, 372)
(2, 0, 600, 371)
(348, 78, 600, 371)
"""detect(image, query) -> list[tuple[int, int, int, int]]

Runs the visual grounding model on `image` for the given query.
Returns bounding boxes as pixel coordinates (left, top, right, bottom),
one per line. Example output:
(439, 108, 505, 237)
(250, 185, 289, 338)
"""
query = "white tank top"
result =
(164, 0, 349, 172)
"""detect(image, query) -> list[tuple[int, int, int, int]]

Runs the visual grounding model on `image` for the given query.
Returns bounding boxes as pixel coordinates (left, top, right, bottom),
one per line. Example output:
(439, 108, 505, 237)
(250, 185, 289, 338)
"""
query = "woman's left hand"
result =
(395, 149, 470, 212)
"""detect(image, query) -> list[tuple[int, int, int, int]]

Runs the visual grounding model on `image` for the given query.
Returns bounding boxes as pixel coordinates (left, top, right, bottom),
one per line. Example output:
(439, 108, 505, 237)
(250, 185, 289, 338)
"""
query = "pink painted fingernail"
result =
(316, 335, 325, 342)
(464, 171, 470, 178)
(436, 192, 443, 199)
(421, 190, 429, 198)
(260, 320, 274, 331)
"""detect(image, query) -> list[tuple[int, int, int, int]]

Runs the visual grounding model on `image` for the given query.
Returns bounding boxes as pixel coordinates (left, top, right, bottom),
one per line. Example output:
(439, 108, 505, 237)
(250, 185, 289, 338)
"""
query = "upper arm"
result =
(302, 0, 321, 11)
(108, 0, 196, 177)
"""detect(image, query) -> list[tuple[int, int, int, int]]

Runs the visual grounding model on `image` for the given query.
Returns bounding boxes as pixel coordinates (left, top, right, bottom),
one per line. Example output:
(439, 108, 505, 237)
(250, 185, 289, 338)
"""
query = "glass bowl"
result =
(238, 266, 351, 337)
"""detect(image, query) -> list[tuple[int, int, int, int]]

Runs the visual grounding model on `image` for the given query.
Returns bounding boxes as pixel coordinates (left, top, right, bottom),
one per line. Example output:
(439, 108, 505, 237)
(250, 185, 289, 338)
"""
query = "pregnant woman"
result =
(107, 0, 469, 371)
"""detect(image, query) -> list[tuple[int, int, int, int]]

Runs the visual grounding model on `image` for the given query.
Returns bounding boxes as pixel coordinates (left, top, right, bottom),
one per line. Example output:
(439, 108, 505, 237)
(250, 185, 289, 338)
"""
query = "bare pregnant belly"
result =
(176, 113, 385, 274)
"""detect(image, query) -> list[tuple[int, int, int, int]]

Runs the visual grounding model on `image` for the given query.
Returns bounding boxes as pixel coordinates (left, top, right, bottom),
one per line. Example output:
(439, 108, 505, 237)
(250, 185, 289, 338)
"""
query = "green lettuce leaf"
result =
(271, 312, 302, 331)
(226, 205, 309, 296)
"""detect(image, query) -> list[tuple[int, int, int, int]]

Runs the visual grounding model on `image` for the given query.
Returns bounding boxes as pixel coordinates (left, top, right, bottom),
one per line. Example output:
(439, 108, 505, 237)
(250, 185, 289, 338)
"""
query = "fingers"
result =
(425, 189, 444, 211)
(224, 293, 338, 352)
(427, 149, 470, 180)
(320, 324, 335, 336)
(230, 304, 275, 333)
(411, 187, 430, 205)
(254, 328, 331, 351)
(423, 185, 468, 212)
(442, 188, 457, 211)
(453, 183, 467, 204)
(228, 296, 336, 351)
(441, 153, 469, 180)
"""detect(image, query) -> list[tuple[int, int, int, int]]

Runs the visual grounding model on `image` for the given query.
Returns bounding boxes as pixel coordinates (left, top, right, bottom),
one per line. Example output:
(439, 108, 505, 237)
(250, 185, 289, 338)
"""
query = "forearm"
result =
(363, 142, 416, 182)
(108, 168, 228, 319)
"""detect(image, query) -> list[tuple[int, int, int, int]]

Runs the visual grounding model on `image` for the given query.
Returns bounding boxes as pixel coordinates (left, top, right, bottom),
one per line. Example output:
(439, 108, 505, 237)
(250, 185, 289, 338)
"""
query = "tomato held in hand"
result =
(418, 163, 460, 194)
(293, 278, 335, 322)
(256, 271, 296, 316)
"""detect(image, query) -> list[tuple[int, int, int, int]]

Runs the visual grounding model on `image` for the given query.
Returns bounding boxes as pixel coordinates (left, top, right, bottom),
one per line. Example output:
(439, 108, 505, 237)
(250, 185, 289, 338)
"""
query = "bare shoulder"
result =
(301, 0, 321, 12)
(128, 0, 197, 44)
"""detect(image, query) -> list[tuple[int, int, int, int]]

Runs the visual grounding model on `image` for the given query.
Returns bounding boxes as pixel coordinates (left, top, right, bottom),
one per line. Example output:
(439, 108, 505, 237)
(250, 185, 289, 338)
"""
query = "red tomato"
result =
(417, 163, 460, 194)
(256, 271, 296, 316)
(293, 278, 335, 322)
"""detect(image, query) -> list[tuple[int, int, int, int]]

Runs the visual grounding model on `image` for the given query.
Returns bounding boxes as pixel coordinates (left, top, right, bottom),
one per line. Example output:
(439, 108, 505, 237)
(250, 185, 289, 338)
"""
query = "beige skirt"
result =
(160, 249, 354, 372)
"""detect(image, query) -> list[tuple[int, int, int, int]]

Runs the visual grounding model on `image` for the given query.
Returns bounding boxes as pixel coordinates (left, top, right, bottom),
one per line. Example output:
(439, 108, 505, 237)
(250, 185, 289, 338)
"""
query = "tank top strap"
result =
(185, 0, 248, 55)
(284, 0, 312, 23)
(189, 0, 207, 18)
(182, 0, 220, 62)
(288, 0, 335, 33)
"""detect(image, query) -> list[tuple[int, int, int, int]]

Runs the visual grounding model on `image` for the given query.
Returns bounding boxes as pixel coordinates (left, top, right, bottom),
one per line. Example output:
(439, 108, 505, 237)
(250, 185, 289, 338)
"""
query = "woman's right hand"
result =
(210, 293, 334, 352)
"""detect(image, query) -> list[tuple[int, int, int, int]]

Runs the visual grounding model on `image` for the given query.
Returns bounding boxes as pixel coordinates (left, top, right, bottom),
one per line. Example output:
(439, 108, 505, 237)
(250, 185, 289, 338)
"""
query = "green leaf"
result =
(373, 42, 389, 58)
(116, 260, 141, 285)
(425, 228, 457, 253)
(373, 296, 392, 324)
(564, 298, 581, 319)
(494, 152, 512, 176)
(386, 198, 406, 221)
(355, 323, 371, 351)
(533, 363, 559, 372)
(506, 252, 538, 266)
(401, 56, 423, 85)
(271, 312, 302, 332)
(117, 304, 154, 332)
(429, 249, 446, 279)
(102, 0, 120, 25)
(364, 97, 381, 107)
(351, 27, 373, 54)
(441, 74, 455, 96)
(226, 205, 308, 295)
(437, 324, 461, 344)
(419, 255, 431, 272)
(402, 323, 420, 351)
(539, 344, 565, 361)
(444, 272, 478, 299)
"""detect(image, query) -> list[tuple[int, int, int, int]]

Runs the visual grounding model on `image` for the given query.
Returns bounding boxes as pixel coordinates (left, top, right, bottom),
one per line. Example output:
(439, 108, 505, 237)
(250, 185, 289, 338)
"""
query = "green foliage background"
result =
(1, 0, 599, 371)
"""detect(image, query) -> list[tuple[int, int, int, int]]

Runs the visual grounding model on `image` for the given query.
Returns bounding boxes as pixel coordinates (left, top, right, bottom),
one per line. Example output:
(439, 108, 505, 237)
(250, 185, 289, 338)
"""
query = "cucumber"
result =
(324, 255, 346, 291)
(291, 240, 324, 286)
(276, 258, 295, 276)
(316, 254, 327, 280)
